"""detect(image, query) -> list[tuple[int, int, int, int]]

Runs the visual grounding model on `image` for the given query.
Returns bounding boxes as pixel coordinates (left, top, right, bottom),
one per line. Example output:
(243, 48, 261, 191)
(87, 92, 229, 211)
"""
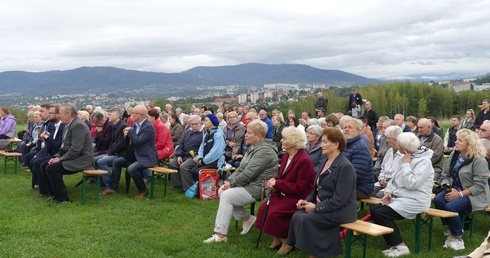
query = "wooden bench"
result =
(360, 197, 458, 253)
(460, 205, 490, 238)
(7, 138, 22, 149)
(0, 150, 22, 174)
(341, 220, 394, 258)
(147, 166, 178, 199)
(415, 208, 458, 251)
(81, 169, 108, 203)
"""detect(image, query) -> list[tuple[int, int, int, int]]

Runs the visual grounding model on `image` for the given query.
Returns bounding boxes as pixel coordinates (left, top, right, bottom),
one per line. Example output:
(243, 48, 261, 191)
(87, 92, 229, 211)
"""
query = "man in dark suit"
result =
(124, 105, 158, 199)
(31, 104, 65, 197)
(363, 101, 378, 131)
(43, 104, 95, 204)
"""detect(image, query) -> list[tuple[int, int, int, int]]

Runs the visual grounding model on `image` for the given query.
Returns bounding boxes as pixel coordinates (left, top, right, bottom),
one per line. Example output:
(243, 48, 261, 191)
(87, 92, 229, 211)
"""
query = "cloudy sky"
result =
(1, 0, 489, 79)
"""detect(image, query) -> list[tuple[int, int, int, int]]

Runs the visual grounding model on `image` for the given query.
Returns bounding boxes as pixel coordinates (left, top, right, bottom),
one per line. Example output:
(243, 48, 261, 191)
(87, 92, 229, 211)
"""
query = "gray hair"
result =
(188, 114, 200, 123)
(308, 118, 319, 126)
(340, 116, 362, 131)
(107, 107, 123, 118)
(306, 124, 323, 138)
(91, 112, 105, 123)
(62, 104, 77, 117)
(397, 132, 421, 153)
(317, 117, 327, 127)
(384, 125, 402, 139)
(160, 111, 169, 120)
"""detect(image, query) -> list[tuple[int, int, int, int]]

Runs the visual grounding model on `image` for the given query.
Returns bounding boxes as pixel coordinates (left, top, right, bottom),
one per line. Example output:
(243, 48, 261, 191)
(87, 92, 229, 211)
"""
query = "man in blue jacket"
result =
(170, 115, 204, 191)
(341, 116, 374, 199)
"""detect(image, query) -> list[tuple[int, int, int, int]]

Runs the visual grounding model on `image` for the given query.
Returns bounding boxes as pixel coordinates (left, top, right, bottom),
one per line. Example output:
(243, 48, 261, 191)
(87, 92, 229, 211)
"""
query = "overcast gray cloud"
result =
(0, 0, 489, 79)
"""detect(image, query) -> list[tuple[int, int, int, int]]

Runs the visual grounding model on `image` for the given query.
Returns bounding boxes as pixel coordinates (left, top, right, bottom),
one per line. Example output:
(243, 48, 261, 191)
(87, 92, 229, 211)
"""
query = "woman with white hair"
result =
(370, 132, 434, 257)
(254, 126, 315, 254)
(305, 125, 325, 171)
(372, 125, 403, 198)
(434, 129, 490, 251)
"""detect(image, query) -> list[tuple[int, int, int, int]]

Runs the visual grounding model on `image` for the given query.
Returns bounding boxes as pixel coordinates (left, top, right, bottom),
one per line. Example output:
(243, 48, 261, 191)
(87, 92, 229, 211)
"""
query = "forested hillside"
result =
(289, 81, 486, 119)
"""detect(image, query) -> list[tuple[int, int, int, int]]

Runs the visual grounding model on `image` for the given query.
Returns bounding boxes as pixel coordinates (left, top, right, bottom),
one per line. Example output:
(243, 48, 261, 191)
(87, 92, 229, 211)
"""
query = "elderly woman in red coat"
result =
(254, 126, 315, 254)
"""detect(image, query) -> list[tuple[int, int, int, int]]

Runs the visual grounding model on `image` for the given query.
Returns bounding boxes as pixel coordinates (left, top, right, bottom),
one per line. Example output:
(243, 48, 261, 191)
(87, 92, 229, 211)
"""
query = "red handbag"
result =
(199, 169, 220, 200)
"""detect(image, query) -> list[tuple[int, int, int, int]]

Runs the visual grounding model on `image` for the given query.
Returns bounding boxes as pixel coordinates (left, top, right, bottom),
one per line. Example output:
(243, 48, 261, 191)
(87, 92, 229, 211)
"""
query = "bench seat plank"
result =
(341, 220, 393, 236)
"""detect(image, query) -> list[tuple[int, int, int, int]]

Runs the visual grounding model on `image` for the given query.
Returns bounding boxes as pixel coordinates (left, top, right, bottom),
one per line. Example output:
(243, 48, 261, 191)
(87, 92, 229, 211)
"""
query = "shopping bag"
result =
(185, 181, 198, 199)
(199, 169, 220, 200)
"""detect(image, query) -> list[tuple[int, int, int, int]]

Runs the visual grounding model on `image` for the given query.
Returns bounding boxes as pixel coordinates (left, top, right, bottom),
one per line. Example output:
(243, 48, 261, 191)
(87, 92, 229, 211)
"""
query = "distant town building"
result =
(475, 83, 490, 91)
(263, 92, 273, 99)
(264, 83, 299, 91)
(250, 92, 259, 103)
(238, 94, 247, 104)
(450, 81, 472, 92)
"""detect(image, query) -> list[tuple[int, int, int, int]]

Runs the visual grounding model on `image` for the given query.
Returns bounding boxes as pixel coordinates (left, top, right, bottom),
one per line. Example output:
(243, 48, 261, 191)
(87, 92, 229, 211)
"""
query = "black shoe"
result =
(55, 200, 72, 205)
(270, 243, 282, 251)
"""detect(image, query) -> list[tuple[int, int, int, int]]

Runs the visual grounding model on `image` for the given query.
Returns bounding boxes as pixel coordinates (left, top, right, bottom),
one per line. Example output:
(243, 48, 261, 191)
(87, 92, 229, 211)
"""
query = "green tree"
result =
(418, 98, 428, 118)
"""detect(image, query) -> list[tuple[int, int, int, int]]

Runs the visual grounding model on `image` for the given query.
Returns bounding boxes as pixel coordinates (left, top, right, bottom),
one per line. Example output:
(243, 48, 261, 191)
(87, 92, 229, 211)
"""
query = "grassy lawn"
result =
(0, 160, 489, 258)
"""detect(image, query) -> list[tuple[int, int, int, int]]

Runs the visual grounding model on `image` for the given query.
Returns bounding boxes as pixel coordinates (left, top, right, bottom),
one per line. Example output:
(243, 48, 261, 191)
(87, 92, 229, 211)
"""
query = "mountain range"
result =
(0, 63, 381, 96)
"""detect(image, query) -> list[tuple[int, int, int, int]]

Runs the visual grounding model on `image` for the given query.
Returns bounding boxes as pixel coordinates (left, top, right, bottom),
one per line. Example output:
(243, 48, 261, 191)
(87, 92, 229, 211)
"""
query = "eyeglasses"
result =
(478, 128, 488, 133)
(190, 123, 200, 126)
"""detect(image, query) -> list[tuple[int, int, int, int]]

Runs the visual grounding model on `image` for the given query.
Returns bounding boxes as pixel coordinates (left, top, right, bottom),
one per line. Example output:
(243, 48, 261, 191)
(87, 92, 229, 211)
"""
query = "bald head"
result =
(132, 105, 148, 123)
(478, 121, 490, 140)
(417, 118, 432, 136)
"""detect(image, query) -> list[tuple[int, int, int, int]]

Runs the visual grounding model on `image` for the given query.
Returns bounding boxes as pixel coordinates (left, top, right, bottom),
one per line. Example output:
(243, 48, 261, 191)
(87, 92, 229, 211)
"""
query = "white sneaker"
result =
(444, 229, 463, 237)
(203, 234, 227, 243)
(385, 246, 410, 257)
(240, 215, 256, 235)
(382, 246, 396, 254)
(444, 235, 453, 246)
(443, 236, 465, 250)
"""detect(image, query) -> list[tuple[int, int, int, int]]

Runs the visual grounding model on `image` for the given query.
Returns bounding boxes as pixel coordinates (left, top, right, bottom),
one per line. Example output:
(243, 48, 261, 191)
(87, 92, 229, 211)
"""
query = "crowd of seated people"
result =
(5, 96, 490, 256)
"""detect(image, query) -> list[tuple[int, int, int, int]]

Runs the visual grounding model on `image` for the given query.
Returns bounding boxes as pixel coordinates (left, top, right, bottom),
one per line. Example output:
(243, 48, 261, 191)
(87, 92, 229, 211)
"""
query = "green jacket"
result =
(227, 139, 278, 200)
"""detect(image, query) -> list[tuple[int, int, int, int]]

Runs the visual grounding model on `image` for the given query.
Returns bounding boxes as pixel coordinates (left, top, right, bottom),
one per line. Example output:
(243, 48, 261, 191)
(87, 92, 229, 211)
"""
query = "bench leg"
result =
(149, 171, 155, 199)
(125, 170, 131, 194)
(3, 156, 7, 175)
(13, 157, 18, 174)
(163, 174, 168, 197)
(95, 176, 101, 202)
(344, 229, 352, 258)
(414, 214, 421, 253)
(81, 176, 87, 203)
(470, 212, 475, 238)
(428, 217, 433, 250)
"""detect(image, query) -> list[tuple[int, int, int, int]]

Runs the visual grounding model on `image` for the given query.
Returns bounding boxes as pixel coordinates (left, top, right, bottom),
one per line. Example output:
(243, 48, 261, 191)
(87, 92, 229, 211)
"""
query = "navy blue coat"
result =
(343, 135, 374, 196)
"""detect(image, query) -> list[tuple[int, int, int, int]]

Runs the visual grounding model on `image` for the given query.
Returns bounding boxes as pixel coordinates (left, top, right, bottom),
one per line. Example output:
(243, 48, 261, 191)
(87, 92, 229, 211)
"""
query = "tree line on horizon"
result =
(289, 81, 487, 120)
(7, 80, 488, 125)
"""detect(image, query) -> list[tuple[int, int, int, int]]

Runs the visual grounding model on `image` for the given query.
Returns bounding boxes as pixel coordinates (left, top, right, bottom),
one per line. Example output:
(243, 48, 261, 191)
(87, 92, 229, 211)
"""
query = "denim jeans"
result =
(110, 157, 129, 190)
(127, 161, 147, 193)
(433, 191, 471, 237)
(95, 155, 118, 187)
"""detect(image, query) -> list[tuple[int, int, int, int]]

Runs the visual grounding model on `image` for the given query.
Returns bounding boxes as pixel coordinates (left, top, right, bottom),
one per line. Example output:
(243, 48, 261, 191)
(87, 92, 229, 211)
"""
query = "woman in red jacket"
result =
(254, 126, 315, 254)
(147, 109, 174, 161)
